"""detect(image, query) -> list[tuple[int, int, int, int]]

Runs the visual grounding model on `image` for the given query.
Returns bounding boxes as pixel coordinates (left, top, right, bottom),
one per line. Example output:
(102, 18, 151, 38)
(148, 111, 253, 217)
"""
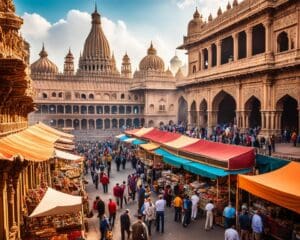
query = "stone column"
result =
(0, 172, 9, 240)
(264, 20, 274, 60)
(207, 110, 217, 136)
(217, 40, 222, 66)
(207, 46, 212, 68)
(296, 5, 300, 59)
(199, 50, 203, 71)
(233, 32, 239, 61)
(12, 177, 21, 239)
(270, 111, 275, 131)
(8, 182, 17, 237)
(187, 110, 191, 130)
(246, 27, 253, 58)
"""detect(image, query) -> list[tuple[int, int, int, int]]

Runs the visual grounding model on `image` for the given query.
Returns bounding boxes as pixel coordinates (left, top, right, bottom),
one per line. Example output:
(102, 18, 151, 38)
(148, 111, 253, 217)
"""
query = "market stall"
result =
(25, 187, 83, 240)
(237, 162, 300, 239)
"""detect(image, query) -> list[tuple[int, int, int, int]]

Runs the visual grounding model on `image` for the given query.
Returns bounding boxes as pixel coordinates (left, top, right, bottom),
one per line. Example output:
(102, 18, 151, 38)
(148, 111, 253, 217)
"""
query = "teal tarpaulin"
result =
(120, 135, 130, 141)
(154, 148, 251, 179)
(256, 154, 289, 174)
(132, 139, 147, 145)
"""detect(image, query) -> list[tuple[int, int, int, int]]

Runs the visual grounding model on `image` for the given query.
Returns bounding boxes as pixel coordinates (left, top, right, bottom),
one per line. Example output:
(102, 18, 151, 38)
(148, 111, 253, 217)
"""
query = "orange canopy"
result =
(238, 162, 300, 214)
(36, 122, 74, 139)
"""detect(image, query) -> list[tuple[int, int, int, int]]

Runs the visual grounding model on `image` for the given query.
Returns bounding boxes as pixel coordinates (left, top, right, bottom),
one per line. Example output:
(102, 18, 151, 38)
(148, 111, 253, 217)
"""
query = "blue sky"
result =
(15, 0, 229, 72)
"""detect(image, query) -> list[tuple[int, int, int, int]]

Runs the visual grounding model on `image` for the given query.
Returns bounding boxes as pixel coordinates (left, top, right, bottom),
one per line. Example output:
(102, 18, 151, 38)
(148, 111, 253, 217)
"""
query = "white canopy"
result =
(29, 188, 82, 218)
(115, 134, 125, 139)
(124, 138, 136, 143)
(55, 149, 83, 161)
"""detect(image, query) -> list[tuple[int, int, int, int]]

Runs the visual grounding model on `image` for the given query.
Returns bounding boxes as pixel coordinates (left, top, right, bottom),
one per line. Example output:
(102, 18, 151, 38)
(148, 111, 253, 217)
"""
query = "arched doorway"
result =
(213, 91, 236, 125)
(190, 101, 197, 127)
(178, 96, 188, 124)
(276, 95, 298, 133)
(133, 118, 140, 127)
(277, 31, 289, 52)
(245, 96, 261, 128)
(199, 99, 208, 128)
(89, 119, 95, 129)
(148, 120, 154, 127)
(81, 119, 87, 130)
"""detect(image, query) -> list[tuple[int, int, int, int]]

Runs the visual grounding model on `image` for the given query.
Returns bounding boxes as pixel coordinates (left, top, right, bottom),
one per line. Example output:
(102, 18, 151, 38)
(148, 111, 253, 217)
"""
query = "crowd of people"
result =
(76, 139, 276, 240)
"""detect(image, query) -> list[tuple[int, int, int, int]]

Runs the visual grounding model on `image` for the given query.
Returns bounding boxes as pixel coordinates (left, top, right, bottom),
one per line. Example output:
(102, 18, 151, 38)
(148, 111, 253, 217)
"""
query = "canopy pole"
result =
(217, 178, 219, 200)
(235, 177, 239, 228)
(228, 175, 231, 202)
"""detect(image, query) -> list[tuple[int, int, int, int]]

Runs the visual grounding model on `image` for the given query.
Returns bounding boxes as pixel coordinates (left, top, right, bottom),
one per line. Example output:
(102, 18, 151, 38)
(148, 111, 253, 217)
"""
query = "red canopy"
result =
(141, 129, 181, 144)
(181, 140, 255, 170)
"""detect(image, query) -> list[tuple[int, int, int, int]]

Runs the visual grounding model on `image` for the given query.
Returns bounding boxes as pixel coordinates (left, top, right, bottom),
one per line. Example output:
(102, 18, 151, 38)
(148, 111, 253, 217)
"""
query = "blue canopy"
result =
(132, 139, 147, 145)
(256, 154, 289, 174)
(120, 135, 130, 141)
(155, 148, 190, 168)
(154, 148, 251, 179)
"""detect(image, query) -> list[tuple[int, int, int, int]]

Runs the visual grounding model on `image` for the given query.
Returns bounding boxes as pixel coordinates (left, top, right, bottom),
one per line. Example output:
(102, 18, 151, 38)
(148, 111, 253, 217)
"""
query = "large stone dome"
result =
(31, 45, 58, 74)
(139, 42, 165, 71)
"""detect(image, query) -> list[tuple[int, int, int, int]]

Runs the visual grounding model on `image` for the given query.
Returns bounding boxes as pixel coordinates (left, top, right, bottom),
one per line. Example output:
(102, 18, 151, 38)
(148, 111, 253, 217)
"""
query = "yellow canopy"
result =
(134, 128, 154, 137)
(238, 162, 300, 214)
(164, 135, 199, 149)
(140, 143, 159, 151)
(36, 122, 74, 139)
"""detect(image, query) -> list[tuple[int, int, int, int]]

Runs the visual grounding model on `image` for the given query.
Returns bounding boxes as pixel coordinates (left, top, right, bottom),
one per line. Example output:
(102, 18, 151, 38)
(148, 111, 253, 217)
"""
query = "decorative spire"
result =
(39, 43, 48, 58)
(95, 2, 97, 13)
(217, 7, 222, 16)
(208, 13, 213, 22)
(64, 47, 74, 75)
(121, 51, 131, 77)
(193, 7, 200, 19)
(227, 1, 232, 10)
(147, 41, 157, 55)
(233, 0, 238, 7)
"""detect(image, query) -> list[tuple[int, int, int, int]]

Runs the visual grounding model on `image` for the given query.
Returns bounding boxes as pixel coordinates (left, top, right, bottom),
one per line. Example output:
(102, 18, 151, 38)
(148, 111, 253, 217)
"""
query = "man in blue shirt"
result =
(252, 210, 263, 240)
(223, 202, 236, 229)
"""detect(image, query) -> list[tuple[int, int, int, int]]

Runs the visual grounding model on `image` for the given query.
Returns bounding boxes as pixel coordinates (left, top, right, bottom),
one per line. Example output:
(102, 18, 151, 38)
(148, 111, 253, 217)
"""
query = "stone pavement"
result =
(84, 163, 224, 240)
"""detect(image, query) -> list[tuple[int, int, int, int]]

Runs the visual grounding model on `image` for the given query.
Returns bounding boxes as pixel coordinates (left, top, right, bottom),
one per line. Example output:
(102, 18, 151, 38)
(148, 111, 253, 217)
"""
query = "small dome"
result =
(170, 55, 181, 65)
(217, 7, 223, 16)
(122, 52, 130, 63)
(188, 8, 204, 36)
(139, 42, 165, 71)
(165, 67, 173, 77)
(175, 68, 184, 80)
(65, 48, 74, 59)
(31, 45, 58, 74)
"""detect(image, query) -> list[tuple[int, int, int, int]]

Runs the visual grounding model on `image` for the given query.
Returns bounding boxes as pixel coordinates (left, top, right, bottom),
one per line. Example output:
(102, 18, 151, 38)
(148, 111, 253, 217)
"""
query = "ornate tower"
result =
(121, 52, 132, 78)
(0, 0, 34, 137)
(64, 48, 74, 75)
(78, 5, 118, 74)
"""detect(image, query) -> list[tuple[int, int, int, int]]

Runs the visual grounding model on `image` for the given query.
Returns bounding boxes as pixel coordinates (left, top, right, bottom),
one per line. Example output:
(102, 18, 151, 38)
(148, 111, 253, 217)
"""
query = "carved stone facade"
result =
(178, 0, 300, 137)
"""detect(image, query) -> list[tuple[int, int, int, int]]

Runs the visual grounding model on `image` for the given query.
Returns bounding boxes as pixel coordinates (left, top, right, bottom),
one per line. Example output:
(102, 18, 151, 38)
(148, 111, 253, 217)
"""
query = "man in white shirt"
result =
(155, 195, 166, 233)
(191, 191, 200, 220)
(205, 200, 214, 230)
(225, 225, 240, 240)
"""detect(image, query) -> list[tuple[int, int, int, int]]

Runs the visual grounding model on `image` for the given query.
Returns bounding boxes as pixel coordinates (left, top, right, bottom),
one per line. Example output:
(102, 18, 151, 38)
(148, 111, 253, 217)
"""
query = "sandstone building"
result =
(30, 0, 300, 138)
(29, 7, 178, 139)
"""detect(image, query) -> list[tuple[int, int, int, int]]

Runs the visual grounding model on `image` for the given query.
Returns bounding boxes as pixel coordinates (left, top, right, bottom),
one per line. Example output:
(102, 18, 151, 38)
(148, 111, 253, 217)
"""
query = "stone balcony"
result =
(177, 50, 300, 87)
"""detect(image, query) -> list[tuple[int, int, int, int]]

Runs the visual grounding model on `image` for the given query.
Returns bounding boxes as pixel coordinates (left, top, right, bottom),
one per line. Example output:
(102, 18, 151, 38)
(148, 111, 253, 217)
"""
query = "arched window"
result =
(57, 119, 64, 128)
(42, 93, 48, 99)
(277, 31, 289, 52)
(96, 106, 103, 114)
(89, 94, 94, 99)
(49, 105, 56, 114)
(75, 92, 80, 99)
(88, 106, 95, 114)
(66, 119, 72, 127)
(121, 94, 125, 99)
(134, 95, 138, 101)
(104, 106, 110, 114)
(159, 105, 166, 112)
(73, 106, 79, 114)
(57, 105, 64, 114)
(73, 119, 80, 130)
(81, 94, 86, 99)
(126, 106, 132, 114)
(58, 92, 63, 98)
(126, 119, 132, 127)
(52, 92, 56, 97)
(133, 106, 139, 114)
(112, 119, 118, 128)
(42, 105, 49, 113)
(149, 104, 154, 113)
(81, 106, 87, 114)
(252, 24, 265, 55)
(49, 119, 56, 127)
(104, 119, 110, 129)
(133, 118, 140, 127)
(96, 119, 103, 129)
(81, 119, 87, 130)
(112, 106, 117, 114)
(65, 105, 72, 114)
(119, 119, 125, 128)
(119, 106, 125, 114)
(89, 119, 95, 129)
(65, 92, 71, 100)
(192, 65, 196, 73)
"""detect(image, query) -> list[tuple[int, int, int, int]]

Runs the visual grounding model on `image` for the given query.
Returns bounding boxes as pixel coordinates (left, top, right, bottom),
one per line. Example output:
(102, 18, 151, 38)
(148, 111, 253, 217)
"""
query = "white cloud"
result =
(21, 10, 183, 73)
(177, 0, 195, 9)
